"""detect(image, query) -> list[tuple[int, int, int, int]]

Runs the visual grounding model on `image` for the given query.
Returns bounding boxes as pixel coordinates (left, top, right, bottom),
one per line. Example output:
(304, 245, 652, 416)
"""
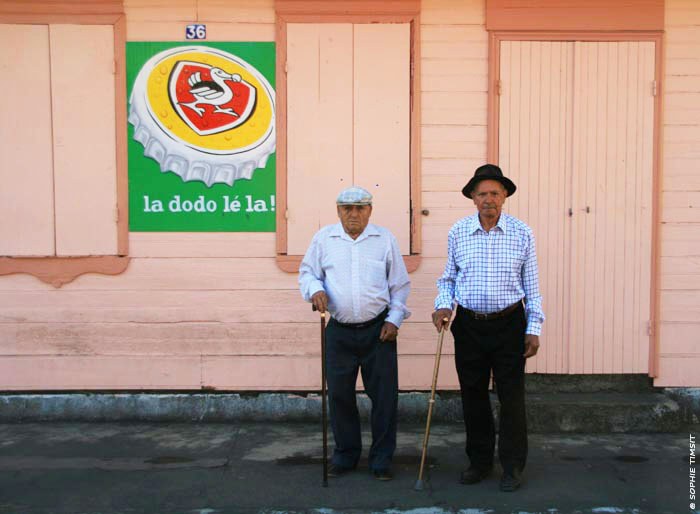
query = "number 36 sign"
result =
(186, 24, 206, 40)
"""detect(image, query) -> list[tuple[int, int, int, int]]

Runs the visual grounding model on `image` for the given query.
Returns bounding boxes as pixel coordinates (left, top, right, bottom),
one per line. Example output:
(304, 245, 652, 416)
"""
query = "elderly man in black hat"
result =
(432, 164, 544, 492)
(299, 186, 411, 481)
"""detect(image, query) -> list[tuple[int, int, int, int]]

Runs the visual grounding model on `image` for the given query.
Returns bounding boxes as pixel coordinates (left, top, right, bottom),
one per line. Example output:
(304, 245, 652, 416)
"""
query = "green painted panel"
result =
(127, 42, 276, 232)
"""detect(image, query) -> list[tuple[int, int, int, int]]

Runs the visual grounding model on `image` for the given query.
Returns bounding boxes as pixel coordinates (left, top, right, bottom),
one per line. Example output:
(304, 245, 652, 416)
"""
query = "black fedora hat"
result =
(461, 164, 517, 199)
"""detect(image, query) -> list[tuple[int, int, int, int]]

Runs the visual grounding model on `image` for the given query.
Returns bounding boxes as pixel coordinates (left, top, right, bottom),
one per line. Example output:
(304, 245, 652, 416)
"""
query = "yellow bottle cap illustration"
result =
(129, 46, 275, 187)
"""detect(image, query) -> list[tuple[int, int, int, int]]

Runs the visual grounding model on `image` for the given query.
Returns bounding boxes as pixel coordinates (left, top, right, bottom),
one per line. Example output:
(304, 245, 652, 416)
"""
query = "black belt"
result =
(458, 301, 522, 321)
(332, 308, 389, 329)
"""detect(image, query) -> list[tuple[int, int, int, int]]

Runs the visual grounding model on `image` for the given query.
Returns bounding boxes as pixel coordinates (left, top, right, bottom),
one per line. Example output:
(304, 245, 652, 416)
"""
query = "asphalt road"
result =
(0, 422, 695, 514)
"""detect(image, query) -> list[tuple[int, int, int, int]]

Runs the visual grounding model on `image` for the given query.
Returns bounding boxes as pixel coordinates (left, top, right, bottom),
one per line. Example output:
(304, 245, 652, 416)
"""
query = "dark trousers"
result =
(451, 303, 528, 473)
(325, 317, 398, 472)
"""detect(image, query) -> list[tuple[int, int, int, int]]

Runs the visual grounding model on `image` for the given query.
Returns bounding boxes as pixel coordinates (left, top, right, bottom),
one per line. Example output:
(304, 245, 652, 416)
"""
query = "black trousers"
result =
(451, 303, 528, 473)
(325, 316, 398, 472)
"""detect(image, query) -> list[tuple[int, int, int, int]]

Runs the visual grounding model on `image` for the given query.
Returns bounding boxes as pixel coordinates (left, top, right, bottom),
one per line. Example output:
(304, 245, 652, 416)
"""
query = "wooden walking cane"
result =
(414, 319, 449, 491)
(313, 305, 329, 487)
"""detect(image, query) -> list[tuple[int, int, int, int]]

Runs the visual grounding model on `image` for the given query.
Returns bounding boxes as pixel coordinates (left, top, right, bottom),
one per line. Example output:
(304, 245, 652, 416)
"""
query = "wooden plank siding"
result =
(420, 0, 487, 337)
(655, 0, 700, 386)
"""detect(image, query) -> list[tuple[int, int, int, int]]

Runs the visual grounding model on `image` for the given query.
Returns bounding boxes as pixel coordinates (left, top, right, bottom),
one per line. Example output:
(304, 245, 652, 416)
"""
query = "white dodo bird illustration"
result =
(181, 67, 242, 117)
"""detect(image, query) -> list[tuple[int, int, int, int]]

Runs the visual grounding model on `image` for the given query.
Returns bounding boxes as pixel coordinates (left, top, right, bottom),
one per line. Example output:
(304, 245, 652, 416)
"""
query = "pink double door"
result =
(498, 40, 656, 375)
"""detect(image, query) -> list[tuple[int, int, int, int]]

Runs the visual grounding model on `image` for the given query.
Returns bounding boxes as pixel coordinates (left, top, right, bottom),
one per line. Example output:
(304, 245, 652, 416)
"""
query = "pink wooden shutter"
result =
(51, 24, 118, 256)
(286, 23, 411, 255)
(286, 23, 354, 255)
(0, 24, 55, 256)
(353, 23, 411, 253)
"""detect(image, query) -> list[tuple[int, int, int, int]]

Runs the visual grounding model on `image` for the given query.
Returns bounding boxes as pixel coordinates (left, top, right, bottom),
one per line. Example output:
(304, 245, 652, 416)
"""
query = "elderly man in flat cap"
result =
(432, 164, 544, 492)
(299, 186, 410, 481)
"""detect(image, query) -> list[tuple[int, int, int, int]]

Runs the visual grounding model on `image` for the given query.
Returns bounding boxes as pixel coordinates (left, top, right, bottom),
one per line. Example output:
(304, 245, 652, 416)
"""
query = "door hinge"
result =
(652, 80, 657, 97)
(285, 209, 289, 220)
(647, 320, 654, 336)
(114, 206, 120, 222)
(284, 61, 288, 74)
(113, 59, 118, 75)
(496, 79, 502, 96)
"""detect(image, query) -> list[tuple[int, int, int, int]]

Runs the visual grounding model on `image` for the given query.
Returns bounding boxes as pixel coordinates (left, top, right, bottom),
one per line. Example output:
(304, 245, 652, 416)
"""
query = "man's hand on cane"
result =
(432, 309, 452, 332)
(311, 291, 328, 313)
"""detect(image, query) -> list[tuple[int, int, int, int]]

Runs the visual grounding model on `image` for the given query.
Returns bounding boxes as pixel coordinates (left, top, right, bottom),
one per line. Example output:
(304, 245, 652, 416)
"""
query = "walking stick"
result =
(414, 319, 449, 491)
(313, 305, 329, 487)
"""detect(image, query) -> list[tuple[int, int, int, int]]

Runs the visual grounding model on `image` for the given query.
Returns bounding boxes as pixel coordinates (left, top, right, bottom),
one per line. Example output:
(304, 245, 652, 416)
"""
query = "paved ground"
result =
(0, 422, 695, 514)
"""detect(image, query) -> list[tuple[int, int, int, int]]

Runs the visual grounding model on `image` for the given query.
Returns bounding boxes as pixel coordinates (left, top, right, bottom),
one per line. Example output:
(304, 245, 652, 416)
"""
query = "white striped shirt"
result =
(434, 213, 544, 335)
(299, 223, 411, 327)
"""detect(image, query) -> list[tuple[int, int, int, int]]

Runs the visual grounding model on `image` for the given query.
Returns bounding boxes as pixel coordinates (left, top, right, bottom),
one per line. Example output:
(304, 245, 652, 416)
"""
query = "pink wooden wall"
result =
(0, 0, 475, 391)
(0, 0, 698, 390)
(655, 0, 700, 386)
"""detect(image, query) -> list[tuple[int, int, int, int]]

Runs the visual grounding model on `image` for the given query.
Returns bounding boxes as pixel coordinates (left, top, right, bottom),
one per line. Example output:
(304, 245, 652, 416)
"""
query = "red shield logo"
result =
(169, 60, 257, 136)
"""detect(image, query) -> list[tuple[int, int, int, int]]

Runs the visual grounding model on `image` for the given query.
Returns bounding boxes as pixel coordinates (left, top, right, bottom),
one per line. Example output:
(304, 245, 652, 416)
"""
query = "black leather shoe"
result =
(499, 469, 522, 492)
(459, 466, 492, 484)
(327, 464, 353, 478)
(372, 468, 393, 481)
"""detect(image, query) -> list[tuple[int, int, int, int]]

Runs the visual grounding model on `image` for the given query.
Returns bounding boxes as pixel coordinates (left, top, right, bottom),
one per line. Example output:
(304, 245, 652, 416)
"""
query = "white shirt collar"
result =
(467, 213, 508, 234)
(330, 222, 380, 242)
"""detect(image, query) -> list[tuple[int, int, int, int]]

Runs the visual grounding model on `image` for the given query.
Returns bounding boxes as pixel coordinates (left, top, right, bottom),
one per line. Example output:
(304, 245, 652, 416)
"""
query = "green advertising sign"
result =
(127, 42, 276, 231)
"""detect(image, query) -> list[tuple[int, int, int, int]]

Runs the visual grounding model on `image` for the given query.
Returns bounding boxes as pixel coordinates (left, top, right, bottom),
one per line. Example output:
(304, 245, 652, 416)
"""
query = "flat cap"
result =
(336, 186, 372, 205)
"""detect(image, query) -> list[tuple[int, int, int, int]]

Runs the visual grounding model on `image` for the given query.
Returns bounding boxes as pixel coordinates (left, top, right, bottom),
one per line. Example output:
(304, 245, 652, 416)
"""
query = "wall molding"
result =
(0, 256, 130, 288)
(486, 0, 664, 32)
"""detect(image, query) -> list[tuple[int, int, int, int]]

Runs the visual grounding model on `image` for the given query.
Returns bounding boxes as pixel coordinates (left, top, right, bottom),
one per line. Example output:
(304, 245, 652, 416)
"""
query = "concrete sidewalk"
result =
(0, 422, 695, 514)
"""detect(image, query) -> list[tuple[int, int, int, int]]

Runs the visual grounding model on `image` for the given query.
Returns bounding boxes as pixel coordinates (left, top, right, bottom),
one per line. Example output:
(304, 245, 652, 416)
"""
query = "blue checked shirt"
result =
(299, 223, 411, 327)
(434, 213, 544, 335)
